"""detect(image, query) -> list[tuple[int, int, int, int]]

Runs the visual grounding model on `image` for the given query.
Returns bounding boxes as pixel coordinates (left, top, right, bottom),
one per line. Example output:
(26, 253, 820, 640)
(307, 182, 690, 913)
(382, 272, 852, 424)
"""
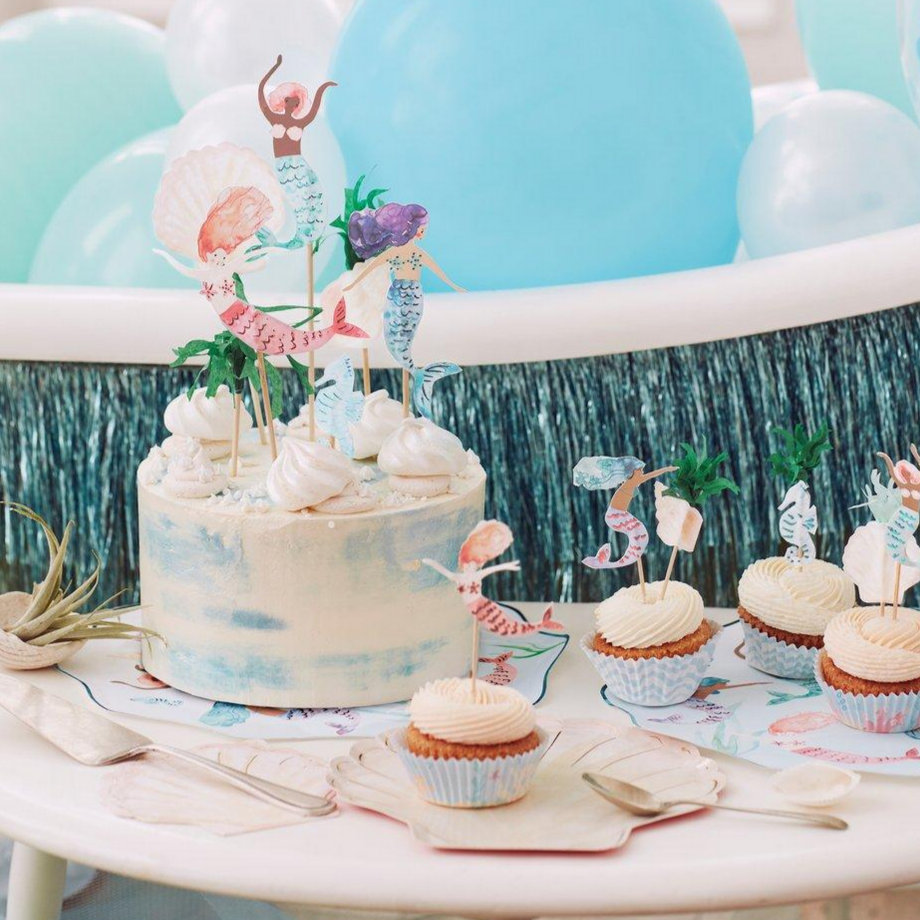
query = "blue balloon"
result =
(796, 0, 914, 119)
(330, 0, 752, 291)
(737, 91, 920, 259)
(0, 10, 181, 283)
(30, 129, 177, 289)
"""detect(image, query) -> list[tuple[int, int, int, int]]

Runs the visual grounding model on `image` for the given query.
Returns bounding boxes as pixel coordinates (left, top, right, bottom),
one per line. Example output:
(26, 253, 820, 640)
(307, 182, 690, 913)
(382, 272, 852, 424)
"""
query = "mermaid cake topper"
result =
(422, 520, 564, 693)
(257, 55, 336, 250)
(344, 202, 465, 420)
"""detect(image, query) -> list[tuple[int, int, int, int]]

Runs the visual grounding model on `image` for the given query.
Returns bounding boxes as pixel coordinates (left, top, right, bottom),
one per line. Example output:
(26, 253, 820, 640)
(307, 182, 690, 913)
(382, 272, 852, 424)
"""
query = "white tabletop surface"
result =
(0, 603, 917, 918)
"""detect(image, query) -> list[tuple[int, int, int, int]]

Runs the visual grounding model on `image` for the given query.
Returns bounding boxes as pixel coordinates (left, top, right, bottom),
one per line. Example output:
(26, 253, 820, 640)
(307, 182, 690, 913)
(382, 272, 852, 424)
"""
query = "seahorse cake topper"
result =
(314, 354, 365, 457)
(768, 422, 832, 566)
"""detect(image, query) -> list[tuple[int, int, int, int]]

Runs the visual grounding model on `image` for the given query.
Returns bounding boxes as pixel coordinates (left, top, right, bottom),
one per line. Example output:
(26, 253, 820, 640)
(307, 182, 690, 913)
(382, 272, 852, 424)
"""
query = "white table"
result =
(1, 603, 918, 920)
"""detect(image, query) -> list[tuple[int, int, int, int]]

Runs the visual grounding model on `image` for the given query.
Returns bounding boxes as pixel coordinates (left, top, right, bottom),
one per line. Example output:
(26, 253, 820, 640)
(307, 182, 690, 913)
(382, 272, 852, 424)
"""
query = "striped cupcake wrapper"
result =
(740, 618, 819, 680)
(386, 727, 551, 808)
(580, 620, 721, 707)
(815, 654, 920, 734)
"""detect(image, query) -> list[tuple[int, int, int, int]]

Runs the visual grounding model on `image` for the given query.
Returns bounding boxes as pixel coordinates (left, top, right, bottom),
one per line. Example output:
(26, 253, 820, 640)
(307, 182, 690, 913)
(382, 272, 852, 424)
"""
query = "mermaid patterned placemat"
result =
(56, 605, 568, 741)
(601, 620, 920, 776)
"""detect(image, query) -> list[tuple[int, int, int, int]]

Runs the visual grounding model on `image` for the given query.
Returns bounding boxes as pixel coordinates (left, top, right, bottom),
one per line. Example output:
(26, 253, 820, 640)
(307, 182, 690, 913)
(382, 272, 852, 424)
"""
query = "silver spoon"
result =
(582, 772, 848, 830)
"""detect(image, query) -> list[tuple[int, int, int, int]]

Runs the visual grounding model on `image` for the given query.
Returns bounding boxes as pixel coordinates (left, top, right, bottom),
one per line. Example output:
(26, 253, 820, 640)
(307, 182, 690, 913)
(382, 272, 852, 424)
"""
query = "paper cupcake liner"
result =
(386, 727, 551, 808)
(580, 620, 721, 707)
(740, 618, 818, 680)
(814, 655, 920, 734)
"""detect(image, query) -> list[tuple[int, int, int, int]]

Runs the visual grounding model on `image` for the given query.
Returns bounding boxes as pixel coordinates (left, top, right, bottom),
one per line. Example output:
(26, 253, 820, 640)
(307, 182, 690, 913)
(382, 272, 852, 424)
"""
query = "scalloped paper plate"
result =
(327, 719, 724, 852)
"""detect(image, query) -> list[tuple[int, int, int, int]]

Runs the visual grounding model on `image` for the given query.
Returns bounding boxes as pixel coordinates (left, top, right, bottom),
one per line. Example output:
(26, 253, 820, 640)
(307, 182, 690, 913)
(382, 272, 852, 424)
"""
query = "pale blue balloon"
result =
(0, 9, 181, 283)
(737, 91, 920, 259)
(797, 0, 914, 119)
(30, 129, 177, 289)
(330, 0, 752, 291)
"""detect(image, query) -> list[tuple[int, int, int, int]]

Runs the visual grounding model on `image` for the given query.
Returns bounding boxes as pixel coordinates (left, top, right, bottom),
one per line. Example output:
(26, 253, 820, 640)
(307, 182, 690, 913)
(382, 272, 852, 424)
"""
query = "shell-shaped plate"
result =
(153, 143, 286, 259)
(103, 740, 335, 835)
(0, 592, 84, 670)
(327, 719, 725, 851)
(771, 762, 860, 807)
(843, 521, 920, 604)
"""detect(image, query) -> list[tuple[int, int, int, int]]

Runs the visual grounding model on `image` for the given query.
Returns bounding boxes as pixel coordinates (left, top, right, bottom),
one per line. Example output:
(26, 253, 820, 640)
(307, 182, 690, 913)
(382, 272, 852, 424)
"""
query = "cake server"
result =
(0, 673, 334, 816)
(582, 772, 847, 830)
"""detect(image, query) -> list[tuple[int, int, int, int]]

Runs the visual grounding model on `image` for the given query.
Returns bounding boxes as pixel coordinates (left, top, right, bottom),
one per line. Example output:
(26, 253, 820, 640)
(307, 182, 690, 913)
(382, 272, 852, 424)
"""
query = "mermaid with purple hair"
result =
(343, 203, 465, 419)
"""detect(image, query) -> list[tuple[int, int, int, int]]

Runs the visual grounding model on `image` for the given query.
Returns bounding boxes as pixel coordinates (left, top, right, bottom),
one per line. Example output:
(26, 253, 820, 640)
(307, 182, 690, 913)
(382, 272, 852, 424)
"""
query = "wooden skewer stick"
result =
(307, 244, 316, 441)
(660, 545, 679, 599)
(636, 557, 648, 603)
(249, 378, 267, 445)
(893, 557, 904, 620)
(362, 348, 372, 397)
(880, 543, 888, 619)
(230, 391, 242, 478)
(402, 369, 410, 418)
(470, 621, 480, 697)
(257, 352, 277, 460)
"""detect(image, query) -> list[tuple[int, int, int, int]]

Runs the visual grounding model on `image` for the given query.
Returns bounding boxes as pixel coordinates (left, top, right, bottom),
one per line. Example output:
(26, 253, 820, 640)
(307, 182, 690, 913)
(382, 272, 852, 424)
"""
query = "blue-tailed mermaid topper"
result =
(573, 455, 676, 570)
(314, 354, 365, 458)
(778, 481, 817, 565)
(342, 203, 465, 420)
(877, 449, 920, 569)
(257, 55, 336, 249)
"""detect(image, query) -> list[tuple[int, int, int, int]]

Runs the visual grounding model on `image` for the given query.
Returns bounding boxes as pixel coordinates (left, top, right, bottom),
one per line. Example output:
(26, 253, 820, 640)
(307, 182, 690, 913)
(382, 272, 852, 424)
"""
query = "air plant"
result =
(768, 422, 832, 485)
(0, 504, 156, 669)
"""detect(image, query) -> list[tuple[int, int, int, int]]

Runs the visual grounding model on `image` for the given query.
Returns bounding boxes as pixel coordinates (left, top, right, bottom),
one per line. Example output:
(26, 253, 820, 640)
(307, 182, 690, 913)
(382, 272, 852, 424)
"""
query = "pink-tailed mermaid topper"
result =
(573, 456, 677, 570)
(422, 520, 563, 636)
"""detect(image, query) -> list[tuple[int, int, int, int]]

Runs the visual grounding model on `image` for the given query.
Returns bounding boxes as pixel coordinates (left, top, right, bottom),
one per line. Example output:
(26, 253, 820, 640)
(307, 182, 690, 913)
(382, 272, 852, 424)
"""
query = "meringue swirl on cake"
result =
(595, 581, 705, 648)
(266, 439, 356, 512)
(737, 557, 855, 636)
(378, 418, 468, 477)
(163, 446, 227, 499)
(824, 607, 920, 683)
(164, 385, 251, 442)
(409, 678, 535, 745)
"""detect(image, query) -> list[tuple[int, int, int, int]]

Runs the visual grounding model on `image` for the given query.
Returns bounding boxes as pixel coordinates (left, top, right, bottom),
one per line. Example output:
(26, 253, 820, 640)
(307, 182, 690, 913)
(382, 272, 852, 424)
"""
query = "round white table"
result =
(1, 603, 918, 920)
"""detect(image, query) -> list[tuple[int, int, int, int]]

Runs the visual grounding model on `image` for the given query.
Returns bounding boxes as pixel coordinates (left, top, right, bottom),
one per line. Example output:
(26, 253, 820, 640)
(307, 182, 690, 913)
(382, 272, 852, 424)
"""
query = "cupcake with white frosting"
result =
(389, 677, 549, 807)
(162, 386, 251, 460)
(581, 581, 720, 706)
(737, 557, 855, 679)
(266, 438, 375, 514)
(816, 607, 920, 733)
(378, 417, 467, 498)
(163, 445, 227, 499)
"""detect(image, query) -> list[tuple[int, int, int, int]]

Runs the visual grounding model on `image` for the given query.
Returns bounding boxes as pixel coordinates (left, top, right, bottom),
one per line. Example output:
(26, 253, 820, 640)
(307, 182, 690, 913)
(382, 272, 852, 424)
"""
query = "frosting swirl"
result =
(378, 418, 467, 478)
(738, 557, 855, 636)
(163, 446, 227, 499)
(824, 607, 920, 683)
(164, 386, 251, 442)
(266, 439, 356, 511)
(595, 581, 704, 648)
(409, 678, 535, 745)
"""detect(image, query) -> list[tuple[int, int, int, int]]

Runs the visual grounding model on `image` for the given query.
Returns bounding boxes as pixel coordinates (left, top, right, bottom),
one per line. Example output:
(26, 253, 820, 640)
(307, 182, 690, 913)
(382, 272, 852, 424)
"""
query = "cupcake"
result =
(377, 418, 467, 498)
(817, 607, 920, 733)
(162, 385, 251, 460)
(737, 557, 855, 679)
(389, 678, 549, 807)
(266, 439, 376, 514)
(581, 581, 720, 706)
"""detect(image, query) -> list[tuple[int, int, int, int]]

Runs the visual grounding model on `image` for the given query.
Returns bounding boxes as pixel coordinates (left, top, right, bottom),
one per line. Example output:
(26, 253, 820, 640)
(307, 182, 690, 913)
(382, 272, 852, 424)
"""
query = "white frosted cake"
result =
(137, 387, 486, 708)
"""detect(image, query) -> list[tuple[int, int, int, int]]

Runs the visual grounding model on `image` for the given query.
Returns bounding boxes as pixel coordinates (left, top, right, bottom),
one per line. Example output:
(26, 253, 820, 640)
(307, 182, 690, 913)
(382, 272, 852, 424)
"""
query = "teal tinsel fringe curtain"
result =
(1, 304, 916, 608)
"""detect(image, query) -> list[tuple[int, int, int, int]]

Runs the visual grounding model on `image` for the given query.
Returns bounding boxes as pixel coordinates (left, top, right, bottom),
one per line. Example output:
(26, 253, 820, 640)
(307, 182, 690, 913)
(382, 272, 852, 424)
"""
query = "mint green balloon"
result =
(0, 9, 181, 282)
(797, 0, 915, 119)
(30, 129, 178, 289)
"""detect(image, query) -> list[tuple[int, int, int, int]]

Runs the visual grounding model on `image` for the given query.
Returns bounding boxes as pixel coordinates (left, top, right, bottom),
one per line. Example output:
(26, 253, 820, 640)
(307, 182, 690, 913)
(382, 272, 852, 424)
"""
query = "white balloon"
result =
(166, 0, 344, 111)
(165, 84, 347, 295)
(752, 79, 817, 132)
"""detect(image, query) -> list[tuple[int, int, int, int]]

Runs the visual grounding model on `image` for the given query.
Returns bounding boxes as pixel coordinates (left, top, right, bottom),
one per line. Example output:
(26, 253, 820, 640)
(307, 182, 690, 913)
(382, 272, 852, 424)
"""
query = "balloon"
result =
(752, 80, 818, 131)
(165, 0, 343, 111)
(898, 0, 920, 121)
(0, 9, 181, 283)
(330, 0, 752, 292)
(796, 0, 914, 119)
(29, 129, 177, 289)
(165, 84, 347, 293)
(737, 91, 920, 259)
